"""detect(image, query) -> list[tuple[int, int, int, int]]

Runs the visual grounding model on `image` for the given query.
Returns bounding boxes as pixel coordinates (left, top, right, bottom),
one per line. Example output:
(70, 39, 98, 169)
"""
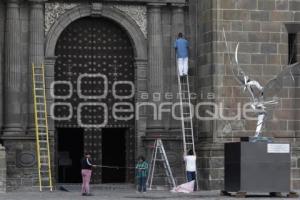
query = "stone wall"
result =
(192, 0, 225, 190)
(194, 0, 300, 190)
(214, 0, 297, 140)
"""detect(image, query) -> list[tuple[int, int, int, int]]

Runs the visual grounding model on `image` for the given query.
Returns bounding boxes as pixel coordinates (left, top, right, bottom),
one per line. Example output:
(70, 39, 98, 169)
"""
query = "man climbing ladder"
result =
(174, 32, 198, 190)
(174, 32, 189, 77)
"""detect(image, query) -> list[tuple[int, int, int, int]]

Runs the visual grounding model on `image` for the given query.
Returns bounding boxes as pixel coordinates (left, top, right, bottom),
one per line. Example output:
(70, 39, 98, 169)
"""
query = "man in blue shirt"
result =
(174, 33, 189, 77)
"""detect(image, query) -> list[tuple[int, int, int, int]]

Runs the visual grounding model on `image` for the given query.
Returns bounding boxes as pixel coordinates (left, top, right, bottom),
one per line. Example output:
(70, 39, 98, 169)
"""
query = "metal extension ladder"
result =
(32, 63, 53, 191)
(147, 139, 176, 190)
(177, 71, 198, 189)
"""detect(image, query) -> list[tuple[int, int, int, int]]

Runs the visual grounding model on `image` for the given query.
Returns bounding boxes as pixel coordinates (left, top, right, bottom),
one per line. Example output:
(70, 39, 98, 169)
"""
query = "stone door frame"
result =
(44, 4, 148, 167)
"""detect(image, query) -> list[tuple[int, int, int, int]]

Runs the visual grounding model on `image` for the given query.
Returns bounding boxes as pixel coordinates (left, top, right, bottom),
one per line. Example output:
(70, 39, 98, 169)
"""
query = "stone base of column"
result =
(1, 136, 55, 191)
(3, 138, 37, 191)
(2, 124, 23, 136)
(197, 142, 224, 190)
(142, 132, 186, 186)
(0, 144, 6, 193)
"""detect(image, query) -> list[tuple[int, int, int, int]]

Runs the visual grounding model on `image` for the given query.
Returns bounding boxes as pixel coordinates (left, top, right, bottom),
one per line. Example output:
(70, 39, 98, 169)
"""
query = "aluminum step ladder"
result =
(147, 139, 176, 190)
(32, 63, 53, 191)
(177, 70, 198, 190)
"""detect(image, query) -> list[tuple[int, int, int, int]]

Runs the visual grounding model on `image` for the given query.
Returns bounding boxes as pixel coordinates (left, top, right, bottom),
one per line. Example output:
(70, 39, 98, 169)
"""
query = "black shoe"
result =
(82, 193, 87, 196)
(86, 193, 94, 196)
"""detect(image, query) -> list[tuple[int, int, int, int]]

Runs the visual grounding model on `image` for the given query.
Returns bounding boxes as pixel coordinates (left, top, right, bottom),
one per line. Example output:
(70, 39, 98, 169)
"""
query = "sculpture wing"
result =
(222, 29, 247, 86)
(263, 62, 300, 101)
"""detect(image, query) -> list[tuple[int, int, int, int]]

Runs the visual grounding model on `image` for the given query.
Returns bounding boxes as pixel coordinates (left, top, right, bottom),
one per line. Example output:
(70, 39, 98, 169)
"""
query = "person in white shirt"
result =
(184, 149, 196, 190)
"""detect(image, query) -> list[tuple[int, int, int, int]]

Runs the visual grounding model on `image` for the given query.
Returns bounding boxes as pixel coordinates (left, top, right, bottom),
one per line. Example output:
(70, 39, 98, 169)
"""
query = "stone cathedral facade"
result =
(0, 0, 300, 191)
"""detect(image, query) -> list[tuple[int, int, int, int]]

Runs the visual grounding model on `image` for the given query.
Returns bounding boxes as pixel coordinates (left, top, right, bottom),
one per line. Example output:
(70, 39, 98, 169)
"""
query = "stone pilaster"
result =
(44, 57, 56, 134)
(135, 58, 148, 155)
(3, 0, 23, 134)
(171, 4, 185, 62)
(0, 0, 5, 131)
(147, 3, 165, 129)
(28, 0, 45, 134)
(170, 4, 185, 128)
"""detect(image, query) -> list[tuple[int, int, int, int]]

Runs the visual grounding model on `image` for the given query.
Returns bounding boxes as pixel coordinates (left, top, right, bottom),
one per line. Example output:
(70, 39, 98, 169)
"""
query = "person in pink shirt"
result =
(81, 152, 96, 196)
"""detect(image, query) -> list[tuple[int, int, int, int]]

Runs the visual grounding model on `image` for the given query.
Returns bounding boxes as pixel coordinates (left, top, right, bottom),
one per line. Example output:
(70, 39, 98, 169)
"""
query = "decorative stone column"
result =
(3, 0, 23, 134)
(0, 1, 5, 131)
(147, 3, 165, 129)
(135, 58, 148, 154)
(28, 0, 45, 134)
(171, 4, 185, 61)
(170, 4, 185, 128)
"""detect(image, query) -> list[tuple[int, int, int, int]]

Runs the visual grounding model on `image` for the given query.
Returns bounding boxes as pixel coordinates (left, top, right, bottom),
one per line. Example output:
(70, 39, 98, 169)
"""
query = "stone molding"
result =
(45, 2, 147, 37)
(113, 4, 147, 37)
(45, 3, 78, 33)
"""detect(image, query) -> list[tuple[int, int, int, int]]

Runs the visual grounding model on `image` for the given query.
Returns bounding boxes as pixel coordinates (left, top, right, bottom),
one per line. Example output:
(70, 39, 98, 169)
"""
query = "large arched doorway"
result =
(53, 17, 135, 184)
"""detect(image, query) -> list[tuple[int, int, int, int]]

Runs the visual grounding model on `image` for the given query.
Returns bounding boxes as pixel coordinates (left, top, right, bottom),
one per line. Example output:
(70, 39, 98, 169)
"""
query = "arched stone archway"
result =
(44, 4, 148, 183)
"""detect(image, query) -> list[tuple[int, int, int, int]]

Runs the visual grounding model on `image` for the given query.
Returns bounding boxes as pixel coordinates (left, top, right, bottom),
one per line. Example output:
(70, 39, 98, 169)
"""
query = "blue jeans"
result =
(137, 176, 147, 192)
(187, 171, 196, 191)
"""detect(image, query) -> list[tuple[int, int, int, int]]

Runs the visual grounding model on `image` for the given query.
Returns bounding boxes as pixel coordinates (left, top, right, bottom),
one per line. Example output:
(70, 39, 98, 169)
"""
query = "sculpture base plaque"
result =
(223, 140, 291, 196)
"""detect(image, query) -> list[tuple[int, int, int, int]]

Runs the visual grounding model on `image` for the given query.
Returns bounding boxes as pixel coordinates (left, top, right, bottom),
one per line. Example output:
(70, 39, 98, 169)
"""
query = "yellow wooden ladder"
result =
(32, 63, 53, 191)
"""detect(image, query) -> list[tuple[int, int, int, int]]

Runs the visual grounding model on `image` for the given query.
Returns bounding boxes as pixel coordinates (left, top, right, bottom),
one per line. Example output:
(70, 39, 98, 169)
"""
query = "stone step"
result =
(56, 183, 135, 191)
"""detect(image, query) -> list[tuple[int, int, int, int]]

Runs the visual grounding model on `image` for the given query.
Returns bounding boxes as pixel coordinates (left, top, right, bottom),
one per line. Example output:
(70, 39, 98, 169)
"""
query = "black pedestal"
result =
(224, 141, 290, 194)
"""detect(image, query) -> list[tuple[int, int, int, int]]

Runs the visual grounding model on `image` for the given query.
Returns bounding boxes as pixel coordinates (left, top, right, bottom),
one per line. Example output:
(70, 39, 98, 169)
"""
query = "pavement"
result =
(0, 185, 298, 200)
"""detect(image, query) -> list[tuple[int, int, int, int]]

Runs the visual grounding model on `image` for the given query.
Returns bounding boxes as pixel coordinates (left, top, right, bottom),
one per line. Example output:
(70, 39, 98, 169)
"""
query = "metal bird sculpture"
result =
(223, 28, 300, 138)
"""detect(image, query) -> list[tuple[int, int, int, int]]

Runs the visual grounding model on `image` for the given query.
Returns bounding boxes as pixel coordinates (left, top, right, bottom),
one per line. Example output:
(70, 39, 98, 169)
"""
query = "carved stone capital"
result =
(5, 0, 20, 7)
(29, 0, 44, 9)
